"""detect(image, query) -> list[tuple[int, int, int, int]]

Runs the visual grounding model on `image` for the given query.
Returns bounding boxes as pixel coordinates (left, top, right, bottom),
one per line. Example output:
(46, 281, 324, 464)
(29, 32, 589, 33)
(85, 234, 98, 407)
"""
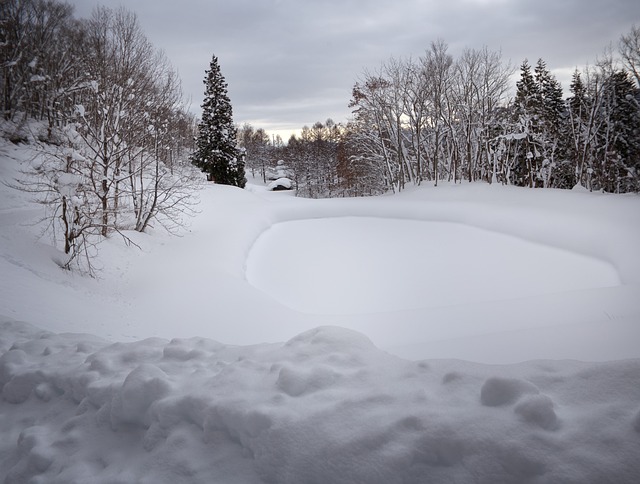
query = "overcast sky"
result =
(68, 0, 639, 141)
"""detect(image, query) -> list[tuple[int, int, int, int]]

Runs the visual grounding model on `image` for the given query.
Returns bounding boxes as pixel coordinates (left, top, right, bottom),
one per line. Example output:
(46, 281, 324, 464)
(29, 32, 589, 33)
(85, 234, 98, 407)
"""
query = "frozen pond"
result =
(245, 217, 621, 315)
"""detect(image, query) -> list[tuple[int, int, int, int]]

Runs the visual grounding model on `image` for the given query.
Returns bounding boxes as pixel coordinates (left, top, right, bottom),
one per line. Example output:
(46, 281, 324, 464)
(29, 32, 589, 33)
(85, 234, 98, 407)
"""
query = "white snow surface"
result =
(245, 217, 620, 314)
(266, 177, 292, 191)
(1, 136, 640, 482)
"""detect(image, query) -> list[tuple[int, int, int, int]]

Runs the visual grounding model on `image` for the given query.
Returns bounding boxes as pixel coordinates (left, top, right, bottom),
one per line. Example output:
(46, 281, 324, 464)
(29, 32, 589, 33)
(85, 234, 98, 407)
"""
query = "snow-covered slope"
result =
(1, 136, 639, 482)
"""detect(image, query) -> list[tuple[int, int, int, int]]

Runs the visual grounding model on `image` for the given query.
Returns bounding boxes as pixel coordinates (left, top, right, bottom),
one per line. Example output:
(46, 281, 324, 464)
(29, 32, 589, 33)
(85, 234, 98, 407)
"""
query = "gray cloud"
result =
(69, 0, 639, 139)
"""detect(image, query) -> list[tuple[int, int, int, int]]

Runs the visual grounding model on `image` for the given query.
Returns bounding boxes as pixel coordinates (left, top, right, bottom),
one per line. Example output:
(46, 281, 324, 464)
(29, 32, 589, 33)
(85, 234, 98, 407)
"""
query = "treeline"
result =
(243, 29, 640, 197)
(239, 120, 345, 198)
(347, 39, 640, 194)
(239, 119, 370, 198)
(1, 0, 198, 272)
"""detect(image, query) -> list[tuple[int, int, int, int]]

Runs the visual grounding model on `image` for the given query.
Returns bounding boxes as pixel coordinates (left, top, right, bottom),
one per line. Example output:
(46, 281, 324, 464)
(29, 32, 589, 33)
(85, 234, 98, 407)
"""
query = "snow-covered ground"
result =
(246, 217, 619, 314)
(1, 137, 640, 482)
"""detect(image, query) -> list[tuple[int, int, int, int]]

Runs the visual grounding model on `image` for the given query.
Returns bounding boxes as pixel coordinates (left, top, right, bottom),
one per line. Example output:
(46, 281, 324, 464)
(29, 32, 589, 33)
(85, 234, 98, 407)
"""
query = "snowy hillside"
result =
(1, 136, 640, 482)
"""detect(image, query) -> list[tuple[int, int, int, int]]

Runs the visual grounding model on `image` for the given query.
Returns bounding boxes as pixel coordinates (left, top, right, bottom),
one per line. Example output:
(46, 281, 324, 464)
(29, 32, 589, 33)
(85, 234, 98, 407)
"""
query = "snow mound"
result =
(114, 363, 173, 426)
(266, 177, 292, 191)
(480, 376, 540, 406)
(1, 321, 640, 483)
(514, 394, 559, 430)
(284, 325, 376, 353)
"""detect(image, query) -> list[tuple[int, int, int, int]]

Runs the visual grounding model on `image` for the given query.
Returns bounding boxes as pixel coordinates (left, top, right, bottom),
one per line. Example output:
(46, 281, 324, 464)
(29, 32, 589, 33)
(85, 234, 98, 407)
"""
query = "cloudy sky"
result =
(68, 0, 639, 141)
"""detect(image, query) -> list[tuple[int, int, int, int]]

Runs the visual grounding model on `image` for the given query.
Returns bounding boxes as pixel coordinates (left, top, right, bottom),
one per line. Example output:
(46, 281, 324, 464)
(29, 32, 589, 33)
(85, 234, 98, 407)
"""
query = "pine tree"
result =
(191, 55, 246, 187)
(537, 60, 565, 137)
(515, 60, 541, 120)
(513, 59, 541, 187)
(535, 59, 569, 188)
(597, 70, 640, 192)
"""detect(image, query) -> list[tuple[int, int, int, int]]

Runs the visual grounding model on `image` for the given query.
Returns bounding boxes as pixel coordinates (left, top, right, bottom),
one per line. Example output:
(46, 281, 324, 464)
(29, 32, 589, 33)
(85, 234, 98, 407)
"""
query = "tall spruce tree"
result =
(191, 55, 246, 187)
(513, 59, 541, 187)
(535, 59, 570, 188)
(597, 70, 640, 192)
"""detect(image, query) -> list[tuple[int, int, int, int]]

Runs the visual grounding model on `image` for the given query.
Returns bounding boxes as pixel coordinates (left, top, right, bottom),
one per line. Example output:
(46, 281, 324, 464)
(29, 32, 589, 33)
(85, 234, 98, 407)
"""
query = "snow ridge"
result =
(1, 322, 639, 483)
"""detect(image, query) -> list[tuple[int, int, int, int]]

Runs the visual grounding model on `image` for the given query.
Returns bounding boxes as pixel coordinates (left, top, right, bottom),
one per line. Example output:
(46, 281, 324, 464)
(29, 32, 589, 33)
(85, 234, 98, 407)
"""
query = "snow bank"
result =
(266, 177, 292, 191)
(1, 321, 639, 483)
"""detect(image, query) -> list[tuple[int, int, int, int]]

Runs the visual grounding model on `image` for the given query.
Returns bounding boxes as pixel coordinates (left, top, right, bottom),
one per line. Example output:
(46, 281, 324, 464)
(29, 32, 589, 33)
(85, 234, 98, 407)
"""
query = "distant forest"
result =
(241, 33, 640, 197)
(2, 0, 639, 199)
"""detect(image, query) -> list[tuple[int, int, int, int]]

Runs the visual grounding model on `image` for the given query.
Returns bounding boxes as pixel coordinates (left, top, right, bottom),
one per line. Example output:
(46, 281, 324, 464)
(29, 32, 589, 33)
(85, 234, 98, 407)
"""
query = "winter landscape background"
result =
(2, 1, 640, 482)
(2, 131, 640, 482)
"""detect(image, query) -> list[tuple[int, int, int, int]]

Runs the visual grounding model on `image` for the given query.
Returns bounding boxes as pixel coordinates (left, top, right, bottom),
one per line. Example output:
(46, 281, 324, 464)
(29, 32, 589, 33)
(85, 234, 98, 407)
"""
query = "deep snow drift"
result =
(1, 136, 640, 482)
(2, 322, 640, 483)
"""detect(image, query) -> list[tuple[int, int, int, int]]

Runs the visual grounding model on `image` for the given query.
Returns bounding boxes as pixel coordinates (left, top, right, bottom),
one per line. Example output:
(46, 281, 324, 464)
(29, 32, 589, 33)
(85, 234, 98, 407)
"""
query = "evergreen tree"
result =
(515, 60, 541, 119)
(537, 60, 565, 136)
(596, 70, 640, 192)
(513, 59, 541, 187)
(535, 59, 570, 188)
(568, 70, 589, 122)
(511, 59, 569, 188)
(191, 55, 246, 187)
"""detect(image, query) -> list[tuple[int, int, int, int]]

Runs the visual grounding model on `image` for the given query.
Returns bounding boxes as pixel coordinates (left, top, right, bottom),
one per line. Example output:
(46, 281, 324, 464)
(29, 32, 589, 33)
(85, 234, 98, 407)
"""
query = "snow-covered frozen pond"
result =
(245, 217, 621, 314)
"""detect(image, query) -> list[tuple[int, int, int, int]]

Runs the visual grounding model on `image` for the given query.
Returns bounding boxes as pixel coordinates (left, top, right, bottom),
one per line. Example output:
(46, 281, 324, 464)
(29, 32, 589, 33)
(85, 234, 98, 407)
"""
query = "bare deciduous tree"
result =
(6, 3, 200, 273)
